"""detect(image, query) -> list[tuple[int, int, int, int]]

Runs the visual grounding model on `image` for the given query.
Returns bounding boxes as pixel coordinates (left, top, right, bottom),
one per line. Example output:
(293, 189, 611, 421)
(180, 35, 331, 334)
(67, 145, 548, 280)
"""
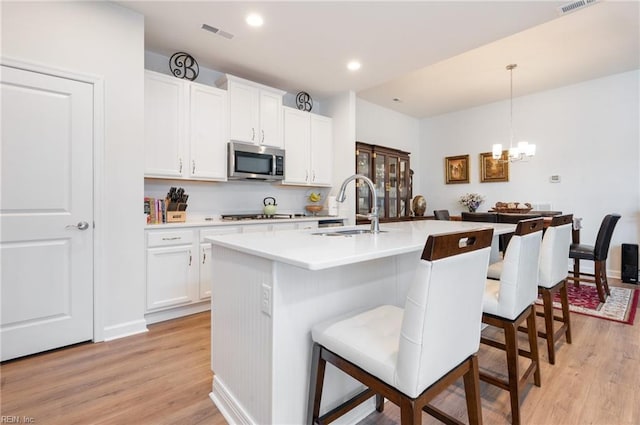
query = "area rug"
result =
(536, 282, 639, 325)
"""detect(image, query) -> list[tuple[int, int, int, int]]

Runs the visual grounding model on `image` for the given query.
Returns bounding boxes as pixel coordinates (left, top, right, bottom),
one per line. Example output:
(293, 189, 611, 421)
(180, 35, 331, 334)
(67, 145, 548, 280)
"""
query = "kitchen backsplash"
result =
(144, 179, 330, 217)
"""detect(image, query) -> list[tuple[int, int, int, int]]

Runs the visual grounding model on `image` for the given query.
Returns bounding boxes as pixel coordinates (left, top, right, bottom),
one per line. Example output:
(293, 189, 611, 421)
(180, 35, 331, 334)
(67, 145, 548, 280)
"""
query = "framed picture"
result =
(480, 151, 509, 182)
(445, 154, 470, 184)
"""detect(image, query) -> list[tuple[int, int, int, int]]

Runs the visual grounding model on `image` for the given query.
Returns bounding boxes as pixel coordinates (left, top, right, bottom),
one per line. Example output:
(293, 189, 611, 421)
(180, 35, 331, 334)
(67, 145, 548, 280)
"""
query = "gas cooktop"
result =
(221, 213, 307, 221)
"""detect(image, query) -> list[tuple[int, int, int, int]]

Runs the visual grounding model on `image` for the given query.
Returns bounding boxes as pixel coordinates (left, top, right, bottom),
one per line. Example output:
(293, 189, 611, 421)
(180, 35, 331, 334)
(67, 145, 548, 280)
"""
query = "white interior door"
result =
(1, 65, 94, 361)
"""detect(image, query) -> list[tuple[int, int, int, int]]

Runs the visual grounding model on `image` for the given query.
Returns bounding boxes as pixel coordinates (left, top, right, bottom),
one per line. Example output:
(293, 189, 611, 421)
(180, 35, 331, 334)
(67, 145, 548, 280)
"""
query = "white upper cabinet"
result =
(144, 71, 186, 178)
(218, 74, 285, 148)
(310, 114, 333, 186)
(282, 106, 332, 187)
(145, 70, 228, 181)
(189, 83, 227, 180)
(283, 107, 311, 184)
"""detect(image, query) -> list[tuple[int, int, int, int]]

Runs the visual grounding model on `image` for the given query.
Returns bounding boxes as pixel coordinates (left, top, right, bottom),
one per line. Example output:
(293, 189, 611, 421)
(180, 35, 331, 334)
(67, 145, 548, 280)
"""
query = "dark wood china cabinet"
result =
(355, 142, 411, 224)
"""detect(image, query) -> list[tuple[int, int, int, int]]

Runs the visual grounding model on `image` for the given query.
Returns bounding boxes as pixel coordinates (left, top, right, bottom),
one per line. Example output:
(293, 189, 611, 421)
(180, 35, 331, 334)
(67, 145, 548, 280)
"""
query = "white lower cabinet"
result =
(148, 223, 325, 323)
(146, 230, 196, 311)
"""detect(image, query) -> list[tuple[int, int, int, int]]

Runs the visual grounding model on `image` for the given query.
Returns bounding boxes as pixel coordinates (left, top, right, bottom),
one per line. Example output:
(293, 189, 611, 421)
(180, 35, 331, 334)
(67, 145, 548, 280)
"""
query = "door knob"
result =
(66, 221, 90, 230)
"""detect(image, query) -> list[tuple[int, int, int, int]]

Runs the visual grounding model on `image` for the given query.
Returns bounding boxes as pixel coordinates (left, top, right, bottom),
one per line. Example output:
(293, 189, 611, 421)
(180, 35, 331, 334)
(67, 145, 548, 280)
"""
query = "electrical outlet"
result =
(261, 283, 272, 316)
(550, 175, 561, 183)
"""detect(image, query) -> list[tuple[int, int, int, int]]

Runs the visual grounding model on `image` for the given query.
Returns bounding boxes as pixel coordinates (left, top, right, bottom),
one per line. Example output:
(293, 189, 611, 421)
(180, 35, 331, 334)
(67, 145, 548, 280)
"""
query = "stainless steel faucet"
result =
(336, 174, 380, 233)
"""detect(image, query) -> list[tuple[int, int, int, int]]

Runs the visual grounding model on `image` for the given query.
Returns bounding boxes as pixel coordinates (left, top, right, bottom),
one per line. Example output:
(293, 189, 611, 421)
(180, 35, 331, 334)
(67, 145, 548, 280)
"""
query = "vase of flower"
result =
(459, 193, 484, 213)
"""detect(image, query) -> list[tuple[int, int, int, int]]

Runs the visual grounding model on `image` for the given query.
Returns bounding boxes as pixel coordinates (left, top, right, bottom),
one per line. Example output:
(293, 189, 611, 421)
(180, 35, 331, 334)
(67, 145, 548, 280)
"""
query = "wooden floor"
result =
(1, 281, 638, 425)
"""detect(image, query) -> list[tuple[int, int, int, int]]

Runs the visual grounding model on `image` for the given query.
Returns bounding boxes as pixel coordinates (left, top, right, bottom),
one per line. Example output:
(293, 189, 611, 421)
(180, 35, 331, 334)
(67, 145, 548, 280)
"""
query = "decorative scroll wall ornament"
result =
(169, 52, 199, 81)
(296, 91, 313, 111)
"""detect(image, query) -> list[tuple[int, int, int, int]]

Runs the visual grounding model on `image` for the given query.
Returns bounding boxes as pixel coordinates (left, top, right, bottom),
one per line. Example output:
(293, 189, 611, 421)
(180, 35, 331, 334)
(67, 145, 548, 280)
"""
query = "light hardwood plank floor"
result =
(1, 281, 638, 425)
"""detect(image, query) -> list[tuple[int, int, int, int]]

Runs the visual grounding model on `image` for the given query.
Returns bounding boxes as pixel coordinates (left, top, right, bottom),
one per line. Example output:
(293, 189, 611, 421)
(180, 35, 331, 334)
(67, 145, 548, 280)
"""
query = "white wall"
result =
(420, 70, 640, 276)
(2, 2, 146, 337)
(324, 91, 357, 222)
(355, 98, 423, 197)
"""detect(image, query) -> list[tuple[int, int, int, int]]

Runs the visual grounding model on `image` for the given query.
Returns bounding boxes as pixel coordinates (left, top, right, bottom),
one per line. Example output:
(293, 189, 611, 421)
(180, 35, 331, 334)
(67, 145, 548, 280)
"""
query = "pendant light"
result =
(492, 64, 536, 161)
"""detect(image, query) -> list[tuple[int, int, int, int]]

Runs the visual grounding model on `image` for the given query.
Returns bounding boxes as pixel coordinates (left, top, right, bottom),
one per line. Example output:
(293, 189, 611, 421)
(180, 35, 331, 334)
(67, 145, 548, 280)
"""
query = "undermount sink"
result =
(312, 229, 387, 237)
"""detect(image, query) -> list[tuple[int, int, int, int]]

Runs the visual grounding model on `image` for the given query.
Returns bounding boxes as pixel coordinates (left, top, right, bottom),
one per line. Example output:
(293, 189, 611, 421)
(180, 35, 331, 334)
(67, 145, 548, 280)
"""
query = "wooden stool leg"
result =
(400, 397, 422, 425)
(376, 394, 384, 412)
(526, 306, 541, 387)
(504, 321, 521, 425)
(307, 343, 326, 425)
(560, 281, 572, 344)
(541, 289, 556, 365)
(463, 355, 484, 425)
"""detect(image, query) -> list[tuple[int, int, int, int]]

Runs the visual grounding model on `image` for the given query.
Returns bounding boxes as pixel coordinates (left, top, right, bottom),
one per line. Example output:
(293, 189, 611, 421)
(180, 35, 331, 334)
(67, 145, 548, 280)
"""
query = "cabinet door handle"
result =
(161, 236, 181, 241)
(251, 127, 255, 141)
(192, 160, 196, 174)
(189, 250, 192, 266)
(261, 129, 265, 143)
(305, 170, 309, 182)
(312, 171, 316, 182)
(179, 158, 183, 173)
(202, 252, 206, 264)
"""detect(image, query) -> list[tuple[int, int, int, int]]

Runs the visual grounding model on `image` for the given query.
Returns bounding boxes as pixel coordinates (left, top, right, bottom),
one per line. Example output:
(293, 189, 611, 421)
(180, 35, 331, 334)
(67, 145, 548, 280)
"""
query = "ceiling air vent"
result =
(201, 24, 234, 40)
(557, 0, 599, 15)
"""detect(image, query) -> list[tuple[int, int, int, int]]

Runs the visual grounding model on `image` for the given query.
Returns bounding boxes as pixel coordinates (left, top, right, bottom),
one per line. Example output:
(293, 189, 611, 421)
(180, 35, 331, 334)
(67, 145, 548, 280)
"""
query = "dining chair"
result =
(307, 229, 494, 425)
(433, 209, 450, 220)
(568, 213, 621, 302)
(480, 218, 543, 425)
(497, 213, 542, 252)
(488, 214, 574, 364)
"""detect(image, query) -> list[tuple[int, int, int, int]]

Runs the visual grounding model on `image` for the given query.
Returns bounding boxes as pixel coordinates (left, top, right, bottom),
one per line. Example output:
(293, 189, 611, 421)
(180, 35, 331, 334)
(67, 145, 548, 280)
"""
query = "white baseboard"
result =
(145, 302, 210, 325)
(102, 319, 148, 341)
(210, 376, 256, 425)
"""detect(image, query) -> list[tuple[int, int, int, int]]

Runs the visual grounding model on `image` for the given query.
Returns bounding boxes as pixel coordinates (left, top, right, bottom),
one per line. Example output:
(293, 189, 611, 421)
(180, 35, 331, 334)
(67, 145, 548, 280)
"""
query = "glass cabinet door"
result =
(388, 156, 398, 218)
(399, 158, 408, 216)
(356, 148, 371, 216)
(374, 153, 386, 218)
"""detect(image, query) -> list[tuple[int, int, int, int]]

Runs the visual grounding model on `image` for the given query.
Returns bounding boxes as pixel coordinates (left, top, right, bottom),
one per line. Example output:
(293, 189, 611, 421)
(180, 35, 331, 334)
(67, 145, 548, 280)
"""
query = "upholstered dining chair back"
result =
(593, 214, 622, 261)
(395, 228, 493, 398)
(433, 209, 451, 220)
(493, 218, 543, 320)
(539, 214, 573, 289)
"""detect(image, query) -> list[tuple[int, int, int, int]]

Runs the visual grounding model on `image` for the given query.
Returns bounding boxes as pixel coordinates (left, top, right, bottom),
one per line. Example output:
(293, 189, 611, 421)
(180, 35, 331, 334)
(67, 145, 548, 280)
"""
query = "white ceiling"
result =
(118, 1, 640, 118)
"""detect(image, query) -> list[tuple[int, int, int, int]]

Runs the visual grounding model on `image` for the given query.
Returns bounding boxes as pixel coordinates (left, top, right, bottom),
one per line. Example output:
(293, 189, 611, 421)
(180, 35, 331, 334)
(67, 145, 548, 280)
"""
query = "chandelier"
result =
(492, 64, 536, 162)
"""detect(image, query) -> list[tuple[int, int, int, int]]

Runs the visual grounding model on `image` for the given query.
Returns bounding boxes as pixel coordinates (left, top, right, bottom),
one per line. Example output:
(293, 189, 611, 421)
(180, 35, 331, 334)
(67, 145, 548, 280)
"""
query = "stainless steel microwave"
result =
(228, 141, 285, 181)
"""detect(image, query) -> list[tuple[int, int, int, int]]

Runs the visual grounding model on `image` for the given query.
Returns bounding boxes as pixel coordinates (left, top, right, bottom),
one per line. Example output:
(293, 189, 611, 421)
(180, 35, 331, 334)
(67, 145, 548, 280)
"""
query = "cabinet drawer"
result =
(147, 230, 194, 247)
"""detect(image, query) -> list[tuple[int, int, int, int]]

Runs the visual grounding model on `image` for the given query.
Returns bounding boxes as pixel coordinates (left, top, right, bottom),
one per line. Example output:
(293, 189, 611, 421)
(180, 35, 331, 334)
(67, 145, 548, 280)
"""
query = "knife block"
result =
(165, 199, 187, 222)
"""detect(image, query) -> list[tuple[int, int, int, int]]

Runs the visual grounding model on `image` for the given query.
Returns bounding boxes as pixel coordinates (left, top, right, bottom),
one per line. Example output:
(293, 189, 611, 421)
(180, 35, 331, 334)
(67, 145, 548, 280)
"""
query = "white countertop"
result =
(145, 215, 347, 229)
(206, 220, 516, 270)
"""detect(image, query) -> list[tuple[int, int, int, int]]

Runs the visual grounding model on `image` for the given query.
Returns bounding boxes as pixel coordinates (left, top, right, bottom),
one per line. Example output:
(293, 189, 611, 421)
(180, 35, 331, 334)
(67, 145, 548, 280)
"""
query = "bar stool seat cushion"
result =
(482, 278, 501, 316)
(486, 262, 503, 280)
(569, 243, 596, 260)
(312, 305, 403, 391)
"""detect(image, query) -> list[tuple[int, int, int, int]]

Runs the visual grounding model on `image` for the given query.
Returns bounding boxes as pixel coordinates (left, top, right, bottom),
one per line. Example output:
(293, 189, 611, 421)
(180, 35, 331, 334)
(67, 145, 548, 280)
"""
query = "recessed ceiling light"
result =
(347, 60, 361, 71)
(392, 98, 402, 103)
(246, 13, 264, 27)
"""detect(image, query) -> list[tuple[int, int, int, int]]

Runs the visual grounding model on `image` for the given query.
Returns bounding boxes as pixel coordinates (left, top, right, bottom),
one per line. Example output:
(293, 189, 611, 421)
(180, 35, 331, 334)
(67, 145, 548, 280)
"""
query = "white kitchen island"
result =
(206, 220, 515, 425)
